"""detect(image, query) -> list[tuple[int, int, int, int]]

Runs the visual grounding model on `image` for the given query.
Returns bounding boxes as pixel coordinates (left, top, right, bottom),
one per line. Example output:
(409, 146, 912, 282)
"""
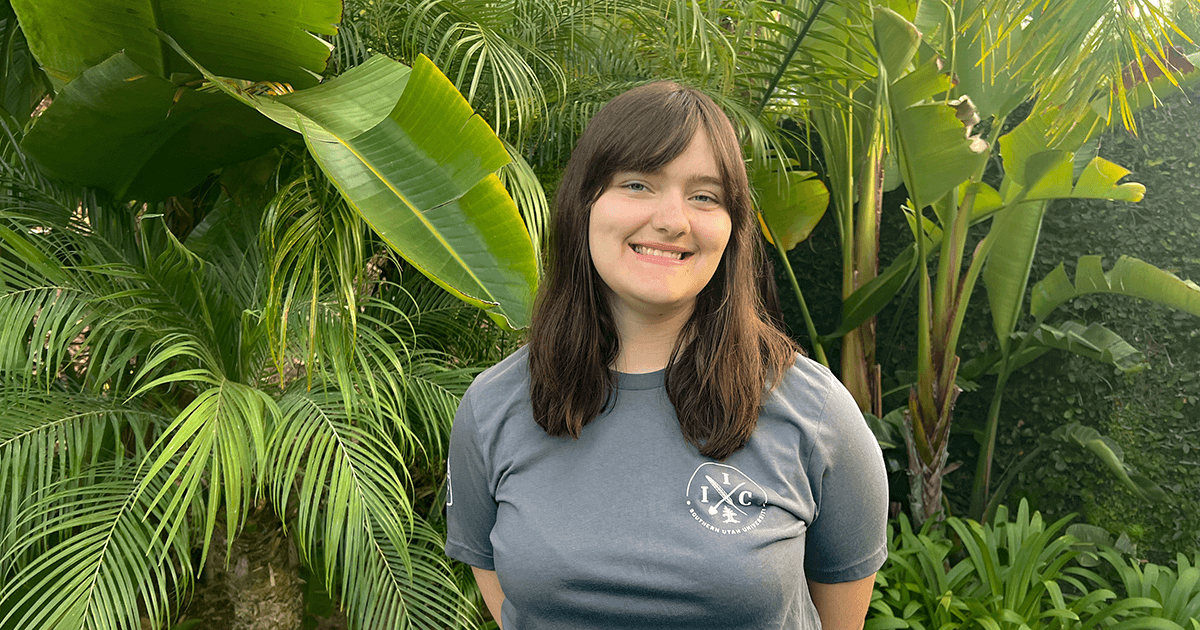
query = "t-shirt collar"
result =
(614, 367, 666, 390)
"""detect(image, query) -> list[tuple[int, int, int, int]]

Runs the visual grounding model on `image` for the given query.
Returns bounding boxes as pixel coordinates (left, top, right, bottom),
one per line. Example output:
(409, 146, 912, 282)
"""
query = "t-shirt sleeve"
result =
(444, 391, 497, 570)
(803, 375, 889, 583)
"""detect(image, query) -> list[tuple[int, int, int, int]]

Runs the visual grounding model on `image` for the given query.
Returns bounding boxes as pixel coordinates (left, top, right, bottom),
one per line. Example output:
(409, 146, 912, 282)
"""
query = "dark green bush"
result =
(993, 87, 1200, 564)
(868, 501, 1197, 630)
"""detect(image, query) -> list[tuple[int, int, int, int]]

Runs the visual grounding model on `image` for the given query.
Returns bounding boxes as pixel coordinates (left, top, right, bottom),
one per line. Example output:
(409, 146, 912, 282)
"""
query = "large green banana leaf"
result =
(958, 320, 1147, 381)
(20, 53, 291, 200)
(822, 244, 916, 342)
(1031, 255, 1200, 322)
(982, 151, 1148, 350)
(13, 0, 343, 200)
(169, 39, 537, 328)
(875, 7, 989, 212)
(1026, 321, 1147, 375)
(1054, 422, 1168, 503)
(754, 167, 829, 252)
(981, 200, 1047, 352)
(976, 50, 1199, 354)
(11, 0, 340, 89)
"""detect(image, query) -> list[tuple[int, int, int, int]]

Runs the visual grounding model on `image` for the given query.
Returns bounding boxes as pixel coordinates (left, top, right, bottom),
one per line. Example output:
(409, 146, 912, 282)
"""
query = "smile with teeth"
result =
(632, 244, 690, 260)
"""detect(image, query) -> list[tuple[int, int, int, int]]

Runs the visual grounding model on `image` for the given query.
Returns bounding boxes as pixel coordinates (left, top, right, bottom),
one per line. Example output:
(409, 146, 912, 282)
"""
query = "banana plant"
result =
(11, 0, 538, 329)
(781, 0, 899, 409)
(967, 252, 1200, 519)
(11, 0, 340, 199)
(162, 37, 537, 329)
(861, 0, 1198, 522)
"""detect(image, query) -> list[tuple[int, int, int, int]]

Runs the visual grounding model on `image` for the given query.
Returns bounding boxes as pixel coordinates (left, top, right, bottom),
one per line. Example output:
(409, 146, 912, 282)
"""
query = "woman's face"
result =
(587, 128, 732, 320)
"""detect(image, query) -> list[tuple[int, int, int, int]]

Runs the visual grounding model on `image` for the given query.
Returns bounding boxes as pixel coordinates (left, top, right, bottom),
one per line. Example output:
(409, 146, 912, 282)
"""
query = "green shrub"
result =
(1096, 550, 1200, 630)
(866, 500, 1196, 630)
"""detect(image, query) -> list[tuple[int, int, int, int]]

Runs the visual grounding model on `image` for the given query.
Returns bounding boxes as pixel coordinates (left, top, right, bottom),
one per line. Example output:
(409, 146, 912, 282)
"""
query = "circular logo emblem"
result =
(685, 463, 767, 534)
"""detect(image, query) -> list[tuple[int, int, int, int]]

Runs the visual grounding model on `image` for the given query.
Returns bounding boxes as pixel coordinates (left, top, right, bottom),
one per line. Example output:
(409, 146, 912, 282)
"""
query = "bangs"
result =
(564, 82, 751, 233)
(598, 96, 702, 175)
(581, 88, 718, 198)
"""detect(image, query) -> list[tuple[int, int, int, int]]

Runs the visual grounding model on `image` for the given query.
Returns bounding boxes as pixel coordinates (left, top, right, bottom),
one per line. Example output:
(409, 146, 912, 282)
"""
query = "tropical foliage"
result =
(776, 0, 1200, 524)
(868, 500, 1200, 630)
(0, 132, 520, 628)
(0, 0, 534, 628)
(2, 0, 1200, 627)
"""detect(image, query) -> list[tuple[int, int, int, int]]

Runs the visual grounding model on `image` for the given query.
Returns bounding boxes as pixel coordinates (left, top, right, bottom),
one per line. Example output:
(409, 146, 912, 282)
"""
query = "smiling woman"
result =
(444, 82, 888, 629)
(588, 127, 732, 351)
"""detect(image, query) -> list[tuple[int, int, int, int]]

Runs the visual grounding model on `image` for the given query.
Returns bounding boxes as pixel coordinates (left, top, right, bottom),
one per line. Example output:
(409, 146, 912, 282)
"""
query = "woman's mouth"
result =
(631, 244, 691, 260)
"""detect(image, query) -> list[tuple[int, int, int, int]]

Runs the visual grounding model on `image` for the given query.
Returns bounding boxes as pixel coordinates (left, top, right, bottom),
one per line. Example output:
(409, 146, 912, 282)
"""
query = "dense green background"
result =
(996, 87, 1200, 564)
(775, 87, 1200, 564)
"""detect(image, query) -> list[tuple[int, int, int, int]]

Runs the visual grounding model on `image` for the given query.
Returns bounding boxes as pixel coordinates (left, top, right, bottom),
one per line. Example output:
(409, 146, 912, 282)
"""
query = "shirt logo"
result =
(685, 463, 767, 534)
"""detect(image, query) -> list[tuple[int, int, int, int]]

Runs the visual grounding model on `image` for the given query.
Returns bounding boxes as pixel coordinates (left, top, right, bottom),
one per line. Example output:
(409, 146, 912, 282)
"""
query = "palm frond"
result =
(625, 0, 739, 87)
(262, 168, 367, 387)
(0, 385, 167, 573)
(497, 140, 549, 271)
(968, 0, 1191, 130)
(533, 77, 645, 166)
(0, 220, 155, 394)
(328, 19, 375, 76)
(132, 376, 275, 568)
(270, 389, 475, 629)
(0, 286, 89, 388)
(395, 0, 564, 140)
(745, 1, 878, 115)
(0, 199, 248, 391)
(0, 464, 194, 630)
(400, 356, 478, 471)
(371, 267, 516, 364)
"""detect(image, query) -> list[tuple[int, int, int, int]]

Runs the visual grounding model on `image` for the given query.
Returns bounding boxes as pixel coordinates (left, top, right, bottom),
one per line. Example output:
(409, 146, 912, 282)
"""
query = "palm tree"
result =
(0, 108, 517, 628)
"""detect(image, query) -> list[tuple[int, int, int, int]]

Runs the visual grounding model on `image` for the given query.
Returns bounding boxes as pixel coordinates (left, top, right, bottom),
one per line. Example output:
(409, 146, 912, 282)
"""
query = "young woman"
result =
(445, 82, 888, 629)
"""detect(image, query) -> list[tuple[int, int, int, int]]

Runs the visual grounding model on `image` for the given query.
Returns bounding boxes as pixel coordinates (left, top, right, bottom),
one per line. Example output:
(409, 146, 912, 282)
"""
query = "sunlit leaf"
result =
(1031, 255, 1200, 321)
(165, 40, 539, 329)
(754, 168, 829, 251)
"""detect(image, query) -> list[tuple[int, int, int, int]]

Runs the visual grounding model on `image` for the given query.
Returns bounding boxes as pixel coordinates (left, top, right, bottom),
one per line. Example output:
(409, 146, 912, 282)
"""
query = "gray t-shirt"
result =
(445, 347, 888, 629)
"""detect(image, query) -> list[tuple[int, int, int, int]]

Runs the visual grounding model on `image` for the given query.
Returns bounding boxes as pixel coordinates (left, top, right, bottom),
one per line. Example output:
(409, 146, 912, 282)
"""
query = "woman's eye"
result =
(623, 182, 648, 192)
(692, 193, 721, 205)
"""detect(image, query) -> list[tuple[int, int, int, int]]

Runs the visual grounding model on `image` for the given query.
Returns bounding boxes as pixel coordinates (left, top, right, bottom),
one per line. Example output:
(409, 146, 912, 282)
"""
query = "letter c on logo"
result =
(738, 491, 752, 506)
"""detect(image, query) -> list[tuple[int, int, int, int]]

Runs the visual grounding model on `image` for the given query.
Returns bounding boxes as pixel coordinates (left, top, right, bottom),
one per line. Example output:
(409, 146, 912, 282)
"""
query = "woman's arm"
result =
(808, 573, 876, 630)
(472, 567, 506, 628)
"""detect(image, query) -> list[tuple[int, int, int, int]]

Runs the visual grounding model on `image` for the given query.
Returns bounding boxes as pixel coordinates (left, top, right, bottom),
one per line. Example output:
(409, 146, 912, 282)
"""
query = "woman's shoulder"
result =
(774, 352, 842, 400)
(767, 353, 864, 432)
(462, 345, 532, 406)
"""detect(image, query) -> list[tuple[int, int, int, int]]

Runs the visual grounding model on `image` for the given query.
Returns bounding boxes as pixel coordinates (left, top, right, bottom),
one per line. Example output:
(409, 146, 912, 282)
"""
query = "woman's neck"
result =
(610, 303, 693, 374)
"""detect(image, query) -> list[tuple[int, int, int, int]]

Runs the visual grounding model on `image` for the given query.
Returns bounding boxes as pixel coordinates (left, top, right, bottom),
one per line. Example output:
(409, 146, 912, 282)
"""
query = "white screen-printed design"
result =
(685, 463, 768, 534)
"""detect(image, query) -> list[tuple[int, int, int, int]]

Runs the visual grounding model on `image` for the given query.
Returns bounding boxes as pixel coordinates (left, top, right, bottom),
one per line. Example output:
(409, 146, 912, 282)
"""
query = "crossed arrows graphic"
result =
(704, 475, 749, 516)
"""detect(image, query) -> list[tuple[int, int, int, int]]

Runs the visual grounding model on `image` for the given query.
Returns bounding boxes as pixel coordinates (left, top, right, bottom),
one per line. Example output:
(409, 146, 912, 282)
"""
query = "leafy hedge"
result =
(992, 86, 1200, 564)
(868, 501, 1200, 630)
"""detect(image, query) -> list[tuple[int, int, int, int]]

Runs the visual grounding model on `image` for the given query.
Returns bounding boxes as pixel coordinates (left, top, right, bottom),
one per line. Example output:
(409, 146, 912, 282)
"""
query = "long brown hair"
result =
(528, 81, 799, 460)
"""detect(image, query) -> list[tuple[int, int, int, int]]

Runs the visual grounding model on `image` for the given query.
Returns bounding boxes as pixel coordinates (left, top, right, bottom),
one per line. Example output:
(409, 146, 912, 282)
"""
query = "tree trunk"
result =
(189, 509, 305, 630)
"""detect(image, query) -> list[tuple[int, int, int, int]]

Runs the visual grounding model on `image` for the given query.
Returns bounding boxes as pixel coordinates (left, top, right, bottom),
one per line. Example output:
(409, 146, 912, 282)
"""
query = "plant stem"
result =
(773, 236, 828, 366)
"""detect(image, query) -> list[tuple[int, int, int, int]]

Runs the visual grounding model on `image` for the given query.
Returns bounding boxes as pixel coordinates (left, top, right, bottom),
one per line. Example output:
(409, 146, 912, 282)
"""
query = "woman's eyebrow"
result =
(687, 175, 724, 189)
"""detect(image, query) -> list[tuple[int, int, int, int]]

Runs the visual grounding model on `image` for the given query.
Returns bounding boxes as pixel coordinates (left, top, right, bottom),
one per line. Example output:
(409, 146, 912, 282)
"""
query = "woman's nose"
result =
(650, 191, 688, 236)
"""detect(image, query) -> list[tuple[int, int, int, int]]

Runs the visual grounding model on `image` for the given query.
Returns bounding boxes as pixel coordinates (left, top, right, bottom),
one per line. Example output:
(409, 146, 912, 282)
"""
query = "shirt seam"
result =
(806, 539, 888, 582)
(804, 365, 835, 472)
(444, 538, 495, 570)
